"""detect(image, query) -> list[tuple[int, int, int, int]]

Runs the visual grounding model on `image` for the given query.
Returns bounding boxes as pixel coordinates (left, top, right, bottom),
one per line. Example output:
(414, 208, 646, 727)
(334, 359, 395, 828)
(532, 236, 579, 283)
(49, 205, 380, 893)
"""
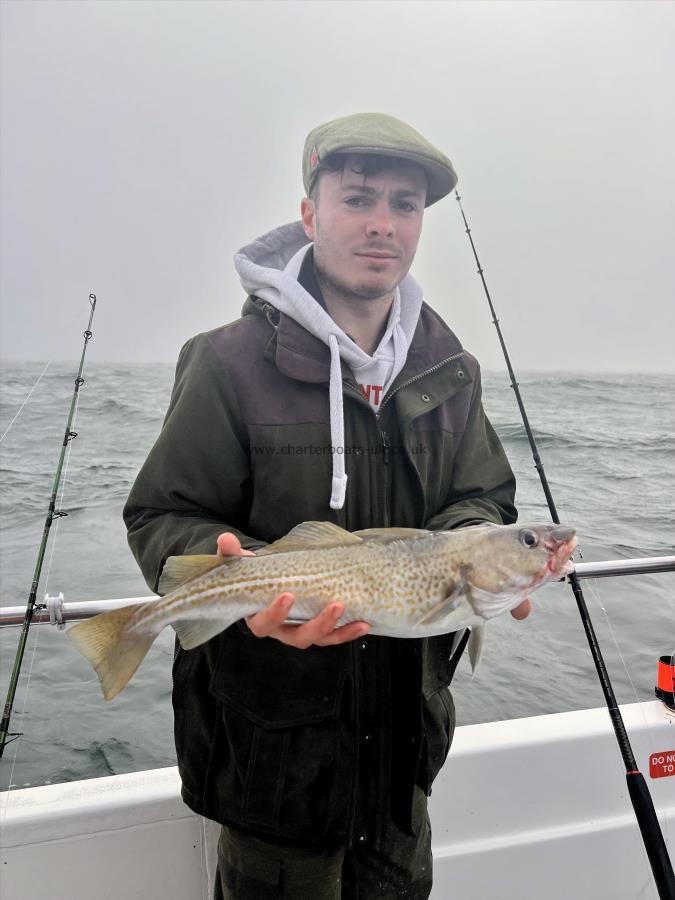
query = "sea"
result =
(0, 362, 673, 791)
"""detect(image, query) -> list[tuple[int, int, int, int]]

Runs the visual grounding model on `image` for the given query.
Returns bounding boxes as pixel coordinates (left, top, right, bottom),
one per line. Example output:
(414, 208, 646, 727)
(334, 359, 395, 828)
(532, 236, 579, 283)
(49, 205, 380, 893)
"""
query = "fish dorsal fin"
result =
(256, 521, 363, 555)
(352, 527, 431, 542)
(158, 554, 228, 595)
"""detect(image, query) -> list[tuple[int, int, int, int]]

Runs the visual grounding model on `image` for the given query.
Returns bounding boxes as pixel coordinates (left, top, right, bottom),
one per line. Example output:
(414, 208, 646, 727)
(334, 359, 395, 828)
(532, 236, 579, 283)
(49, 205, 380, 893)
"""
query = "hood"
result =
(234, 221, 423, 375)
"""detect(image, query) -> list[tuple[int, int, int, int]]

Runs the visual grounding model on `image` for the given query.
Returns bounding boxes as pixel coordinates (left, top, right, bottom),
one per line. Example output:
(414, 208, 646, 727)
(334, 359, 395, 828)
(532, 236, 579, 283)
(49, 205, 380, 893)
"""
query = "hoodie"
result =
(234, 221, 424, 510)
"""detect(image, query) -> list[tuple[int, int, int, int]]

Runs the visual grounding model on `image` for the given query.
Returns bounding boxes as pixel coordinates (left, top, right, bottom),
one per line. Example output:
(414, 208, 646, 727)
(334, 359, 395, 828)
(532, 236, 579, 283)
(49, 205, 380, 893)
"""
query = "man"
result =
(124, 112, 525, 899)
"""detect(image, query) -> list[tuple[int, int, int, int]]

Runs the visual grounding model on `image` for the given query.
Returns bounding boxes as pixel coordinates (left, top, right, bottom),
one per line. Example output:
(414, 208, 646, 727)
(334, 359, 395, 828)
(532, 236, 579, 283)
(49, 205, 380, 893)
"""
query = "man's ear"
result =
(300, 197, 316, 240)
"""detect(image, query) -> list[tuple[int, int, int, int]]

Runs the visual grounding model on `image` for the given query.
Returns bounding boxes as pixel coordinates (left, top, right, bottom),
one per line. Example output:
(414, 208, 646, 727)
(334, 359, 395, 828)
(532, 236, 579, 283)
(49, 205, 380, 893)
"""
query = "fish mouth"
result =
(544, 527, 577, 577)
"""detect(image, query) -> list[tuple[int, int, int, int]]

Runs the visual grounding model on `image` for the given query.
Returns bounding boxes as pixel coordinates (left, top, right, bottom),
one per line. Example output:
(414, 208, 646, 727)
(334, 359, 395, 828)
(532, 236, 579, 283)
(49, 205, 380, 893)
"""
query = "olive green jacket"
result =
(123, 294, 516, 846)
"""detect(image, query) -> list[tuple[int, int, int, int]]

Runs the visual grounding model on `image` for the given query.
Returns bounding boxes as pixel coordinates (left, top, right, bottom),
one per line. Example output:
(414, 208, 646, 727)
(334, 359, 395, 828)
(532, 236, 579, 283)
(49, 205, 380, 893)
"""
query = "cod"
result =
(69, 520, 576, 700)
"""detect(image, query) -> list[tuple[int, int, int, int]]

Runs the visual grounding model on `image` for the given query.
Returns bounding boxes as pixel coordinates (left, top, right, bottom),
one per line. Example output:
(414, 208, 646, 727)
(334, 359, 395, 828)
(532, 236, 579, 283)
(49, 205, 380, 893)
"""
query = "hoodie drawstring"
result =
(328, 334, 348, 509)
(235, 229, 423, 513)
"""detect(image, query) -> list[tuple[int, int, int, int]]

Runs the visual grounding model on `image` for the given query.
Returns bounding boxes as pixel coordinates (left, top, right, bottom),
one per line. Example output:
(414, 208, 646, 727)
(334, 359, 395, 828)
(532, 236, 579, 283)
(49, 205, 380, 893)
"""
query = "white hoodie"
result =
(234, 221, 424, 510)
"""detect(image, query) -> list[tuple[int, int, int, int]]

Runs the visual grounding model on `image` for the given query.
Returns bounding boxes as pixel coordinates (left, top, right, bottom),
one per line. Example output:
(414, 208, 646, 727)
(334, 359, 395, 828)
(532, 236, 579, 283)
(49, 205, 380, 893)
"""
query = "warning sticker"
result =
(649, 751, 675, 778)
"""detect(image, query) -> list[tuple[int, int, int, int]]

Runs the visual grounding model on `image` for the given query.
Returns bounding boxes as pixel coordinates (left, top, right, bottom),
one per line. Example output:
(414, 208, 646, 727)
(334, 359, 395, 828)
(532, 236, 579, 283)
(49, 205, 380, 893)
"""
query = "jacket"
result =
(123, 290, 517, 847)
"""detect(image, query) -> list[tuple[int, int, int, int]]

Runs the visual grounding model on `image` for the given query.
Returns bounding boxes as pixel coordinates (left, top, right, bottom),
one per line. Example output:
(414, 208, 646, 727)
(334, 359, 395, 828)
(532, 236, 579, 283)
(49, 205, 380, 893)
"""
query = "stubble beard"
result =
(316, 262, 395, 305)
(314, 239, 401, 305)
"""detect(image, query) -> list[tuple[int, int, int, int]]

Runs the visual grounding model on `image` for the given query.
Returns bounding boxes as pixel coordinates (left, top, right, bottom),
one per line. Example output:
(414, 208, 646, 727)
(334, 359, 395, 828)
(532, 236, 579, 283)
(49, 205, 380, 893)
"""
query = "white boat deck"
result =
(1, 701, 674, 899)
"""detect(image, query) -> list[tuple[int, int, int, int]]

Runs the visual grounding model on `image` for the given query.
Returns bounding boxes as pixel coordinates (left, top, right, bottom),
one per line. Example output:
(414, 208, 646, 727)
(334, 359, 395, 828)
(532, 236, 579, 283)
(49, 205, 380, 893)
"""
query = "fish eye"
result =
(518, 529, 539, 549)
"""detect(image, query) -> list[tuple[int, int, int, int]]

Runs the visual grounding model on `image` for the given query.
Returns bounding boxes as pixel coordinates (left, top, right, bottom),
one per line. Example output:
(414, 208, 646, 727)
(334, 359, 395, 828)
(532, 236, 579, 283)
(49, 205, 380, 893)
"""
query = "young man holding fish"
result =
(123, 113, 530, 898)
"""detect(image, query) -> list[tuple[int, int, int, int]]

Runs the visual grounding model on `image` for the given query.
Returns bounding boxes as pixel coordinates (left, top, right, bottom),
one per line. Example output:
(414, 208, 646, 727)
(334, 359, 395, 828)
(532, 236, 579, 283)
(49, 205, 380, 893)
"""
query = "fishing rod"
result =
(0, 294, 97, 760)
(455, 192, 675, 900)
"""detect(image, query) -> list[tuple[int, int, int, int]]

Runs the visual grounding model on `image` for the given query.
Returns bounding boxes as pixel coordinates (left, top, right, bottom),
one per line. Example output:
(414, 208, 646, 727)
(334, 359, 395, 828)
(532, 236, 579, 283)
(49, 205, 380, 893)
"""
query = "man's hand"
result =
(216, 532, 371, 649)
(510, 598, 531, 620)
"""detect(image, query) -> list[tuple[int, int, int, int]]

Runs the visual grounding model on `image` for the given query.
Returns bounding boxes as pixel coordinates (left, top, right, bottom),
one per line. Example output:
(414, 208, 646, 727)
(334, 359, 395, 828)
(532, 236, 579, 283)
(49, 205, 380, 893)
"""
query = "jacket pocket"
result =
(419, 686, 455, 796)
(206, 625, 353, 842)
(418, 632, 463, 796)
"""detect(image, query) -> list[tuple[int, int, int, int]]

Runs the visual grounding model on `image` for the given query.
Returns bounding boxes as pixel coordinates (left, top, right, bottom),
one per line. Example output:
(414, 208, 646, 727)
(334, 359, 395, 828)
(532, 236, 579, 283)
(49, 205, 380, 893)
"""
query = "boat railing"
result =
(0, 555, 673, 628)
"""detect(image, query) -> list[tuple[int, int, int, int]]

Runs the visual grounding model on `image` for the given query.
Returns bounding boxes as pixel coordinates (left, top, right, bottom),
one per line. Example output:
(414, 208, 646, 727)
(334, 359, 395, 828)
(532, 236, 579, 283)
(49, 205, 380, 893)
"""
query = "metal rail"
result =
(0, 555, 673, 627)
(575, 556, 675, 579)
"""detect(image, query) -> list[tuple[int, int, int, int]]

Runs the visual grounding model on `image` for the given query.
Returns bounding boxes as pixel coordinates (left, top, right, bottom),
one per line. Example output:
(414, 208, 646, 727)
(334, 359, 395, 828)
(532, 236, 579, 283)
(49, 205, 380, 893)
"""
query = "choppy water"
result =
(1, 362, 673, 790)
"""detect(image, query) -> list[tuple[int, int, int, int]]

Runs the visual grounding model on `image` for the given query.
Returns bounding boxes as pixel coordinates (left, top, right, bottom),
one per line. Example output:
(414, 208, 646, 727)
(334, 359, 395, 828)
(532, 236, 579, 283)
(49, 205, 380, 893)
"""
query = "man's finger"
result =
(314, 622, 371, 646)
(246, 598, 370, 649)
(510, 598, 532, 620)
(278, 602, 346, 649)
(246, 593, 295, 637)
(217, 532, 256, 558)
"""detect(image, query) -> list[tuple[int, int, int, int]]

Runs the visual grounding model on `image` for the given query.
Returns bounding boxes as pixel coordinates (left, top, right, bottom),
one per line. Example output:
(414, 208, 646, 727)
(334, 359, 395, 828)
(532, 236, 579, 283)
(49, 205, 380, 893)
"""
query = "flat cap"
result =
(302, 112, 457, 207)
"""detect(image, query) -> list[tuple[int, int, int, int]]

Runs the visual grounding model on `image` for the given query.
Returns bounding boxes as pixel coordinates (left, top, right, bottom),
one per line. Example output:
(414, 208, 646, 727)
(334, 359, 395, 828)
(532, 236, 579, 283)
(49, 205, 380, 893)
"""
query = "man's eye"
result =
(345, 197, 368, 207)
(397, 201, 416, 212)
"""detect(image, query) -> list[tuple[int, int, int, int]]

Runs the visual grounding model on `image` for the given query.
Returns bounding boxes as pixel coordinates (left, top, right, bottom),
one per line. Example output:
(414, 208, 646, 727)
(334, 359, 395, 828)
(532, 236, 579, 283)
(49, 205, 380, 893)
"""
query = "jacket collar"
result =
(242, 281, 464, 386)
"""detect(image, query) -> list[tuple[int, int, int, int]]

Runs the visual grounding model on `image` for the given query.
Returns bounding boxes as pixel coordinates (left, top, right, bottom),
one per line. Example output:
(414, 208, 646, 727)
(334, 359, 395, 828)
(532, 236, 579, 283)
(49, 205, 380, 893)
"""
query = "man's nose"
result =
(365, 204, 395, 238)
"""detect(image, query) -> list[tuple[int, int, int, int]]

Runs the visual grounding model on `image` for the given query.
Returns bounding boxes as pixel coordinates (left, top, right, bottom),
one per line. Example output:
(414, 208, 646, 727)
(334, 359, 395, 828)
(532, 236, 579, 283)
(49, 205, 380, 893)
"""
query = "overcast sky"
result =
(1, 0, 674, 371)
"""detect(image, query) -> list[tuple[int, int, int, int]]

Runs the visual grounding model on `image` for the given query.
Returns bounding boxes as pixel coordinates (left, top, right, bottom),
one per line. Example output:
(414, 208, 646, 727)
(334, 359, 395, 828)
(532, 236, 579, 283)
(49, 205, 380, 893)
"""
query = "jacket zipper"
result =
(381, 430, 390, 466)
(343, 353, 463, 526)
(378, 350, 465, 414)
(381, 430, 391, 526)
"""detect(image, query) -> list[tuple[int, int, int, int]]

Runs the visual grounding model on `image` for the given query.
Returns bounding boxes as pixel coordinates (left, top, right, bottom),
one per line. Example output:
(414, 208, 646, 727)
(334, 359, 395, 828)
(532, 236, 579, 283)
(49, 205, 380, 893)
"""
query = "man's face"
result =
(300, 156, 426, 303)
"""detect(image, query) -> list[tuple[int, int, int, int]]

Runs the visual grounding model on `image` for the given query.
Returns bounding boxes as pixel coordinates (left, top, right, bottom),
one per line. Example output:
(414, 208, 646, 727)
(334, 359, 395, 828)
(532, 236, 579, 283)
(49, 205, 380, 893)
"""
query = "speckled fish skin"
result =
(158, 523, 574, 637)
(69, 521, 576, 701)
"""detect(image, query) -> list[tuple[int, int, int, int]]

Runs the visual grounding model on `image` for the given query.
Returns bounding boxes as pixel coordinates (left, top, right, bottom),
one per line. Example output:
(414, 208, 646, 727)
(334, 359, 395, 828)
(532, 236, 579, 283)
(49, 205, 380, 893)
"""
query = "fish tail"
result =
(68, 602, 158, 701)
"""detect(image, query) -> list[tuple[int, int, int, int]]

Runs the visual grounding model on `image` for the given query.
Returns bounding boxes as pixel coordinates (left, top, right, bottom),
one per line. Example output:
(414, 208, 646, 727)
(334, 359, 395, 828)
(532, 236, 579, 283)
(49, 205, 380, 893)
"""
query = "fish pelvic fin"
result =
(68, 602, 158, 701)
(158, 554, 229, 595)
(468, 625, 485, 676)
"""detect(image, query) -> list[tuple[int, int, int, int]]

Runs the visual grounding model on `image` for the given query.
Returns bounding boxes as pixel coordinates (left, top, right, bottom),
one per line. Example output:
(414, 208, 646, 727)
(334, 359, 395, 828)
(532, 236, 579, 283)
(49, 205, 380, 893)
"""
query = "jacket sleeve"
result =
(123, 332, 265, 593)
(424, 368, 517, 532)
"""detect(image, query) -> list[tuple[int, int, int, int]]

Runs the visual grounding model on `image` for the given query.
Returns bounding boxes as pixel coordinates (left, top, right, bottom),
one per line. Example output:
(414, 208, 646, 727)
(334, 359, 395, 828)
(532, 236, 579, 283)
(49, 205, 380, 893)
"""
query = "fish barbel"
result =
(69, 520, 576, 701)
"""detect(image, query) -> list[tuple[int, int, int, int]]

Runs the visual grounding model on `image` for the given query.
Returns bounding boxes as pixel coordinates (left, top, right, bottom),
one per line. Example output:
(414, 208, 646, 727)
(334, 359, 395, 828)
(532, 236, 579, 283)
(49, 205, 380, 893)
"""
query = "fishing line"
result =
(456, 192, 675, 899)
(0, 333, 86, 799)
(586, 572, 667, 900)
(584, 577, 661, 759)
(587, 577, 674, 865)
(0, 357, 54, 444)
(1, 616, 40, 794)
(0, 295, 97, 761)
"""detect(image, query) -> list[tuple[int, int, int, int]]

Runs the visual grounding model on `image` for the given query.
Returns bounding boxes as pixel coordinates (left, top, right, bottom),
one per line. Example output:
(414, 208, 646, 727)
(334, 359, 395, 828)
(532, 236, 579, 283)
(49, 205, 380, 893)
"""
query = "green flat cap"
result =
(303, 112, 457, 207)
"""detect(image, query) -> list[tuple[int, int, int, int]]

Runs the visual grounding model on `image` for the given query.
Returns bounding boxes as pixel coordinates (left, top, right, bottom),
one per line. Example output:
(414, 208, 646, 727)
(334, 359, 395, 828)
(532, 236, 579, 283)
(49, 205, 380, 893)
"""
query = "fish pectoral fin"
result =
(415, 596, 473, 627)
(468, 625, 485, 674)
(172, 618, 231, 650)
(414, 582, 469, 627)
(256, 521, 363, 555)
(158, 555, 228, 595)
(352, 527, 431, 542)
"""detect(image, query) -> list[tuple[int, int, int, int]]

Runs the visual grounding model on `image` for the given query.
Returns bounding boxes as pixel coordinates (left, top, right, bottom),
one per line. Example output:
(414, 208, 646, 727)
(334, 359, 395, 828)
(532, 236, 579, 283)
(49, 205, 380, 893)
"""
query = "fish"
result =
(68, 520, 576, 701)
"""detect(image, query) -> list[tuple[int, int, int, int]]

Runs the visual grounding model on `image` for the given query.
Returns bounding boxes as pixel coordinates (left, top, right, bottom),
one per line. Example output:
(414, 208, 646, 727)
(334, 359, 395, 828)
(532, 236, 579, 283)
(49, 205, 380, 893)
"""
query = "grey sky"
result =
(1, 0, 673, 371)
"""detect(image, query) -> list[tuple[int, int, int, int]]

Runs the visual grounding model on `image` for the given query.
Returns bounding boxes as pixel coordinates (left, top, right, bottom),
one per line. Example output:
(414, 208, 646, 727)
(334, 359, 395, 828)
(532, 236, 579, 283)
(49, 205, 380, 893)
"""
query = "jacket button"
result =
(457, 370, 465, 379)
(360, 641, 368, 650)
(421, 393, 430, 402)
(364, 733, 372, 742)
(358, 833, 367, 844)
